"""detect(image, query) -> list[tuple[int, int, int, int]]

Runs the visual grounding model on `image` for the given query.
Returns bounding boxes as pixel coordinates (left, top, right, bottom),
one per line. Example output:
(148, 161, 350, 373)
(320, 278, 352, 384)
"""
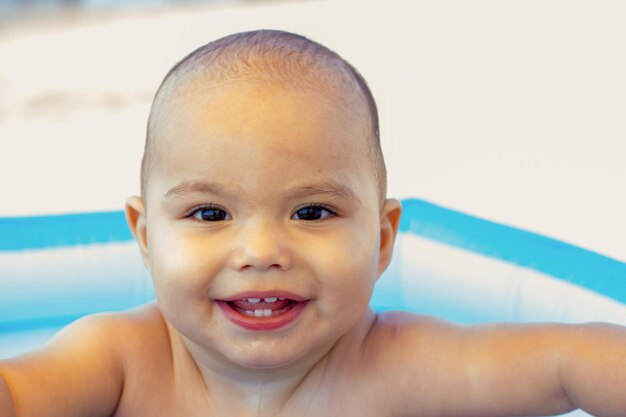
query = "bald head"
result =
(142, 30, 386, 202)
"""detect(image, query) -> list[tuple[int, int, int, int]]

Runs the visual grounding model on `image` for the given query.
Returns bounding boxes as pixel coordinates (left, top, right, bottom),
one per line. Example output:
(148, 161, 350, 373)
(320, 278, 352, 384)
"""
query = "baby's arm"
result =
(375, 312, 626, 417)
(0, 314, 124, 417)
(557, 322, 626, 415)
(458, 321, 626, 416)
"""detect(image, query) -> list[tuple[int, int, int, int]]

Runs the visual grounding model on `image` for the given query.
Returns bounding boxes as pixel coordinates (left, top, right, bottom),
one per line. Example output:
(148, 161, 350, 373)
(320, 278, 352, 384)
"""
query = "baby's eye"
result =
(190, 206, 231, 222)
(292, 205, 335, 221)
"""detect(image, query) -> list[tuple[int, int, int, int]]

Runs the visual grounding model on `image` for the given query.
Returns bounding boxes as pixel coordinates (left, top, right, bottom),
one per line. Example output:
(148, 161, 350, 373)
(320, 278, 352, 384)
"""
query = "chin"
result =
(228, 346, 304, 369)
(233, 335, 332, 370)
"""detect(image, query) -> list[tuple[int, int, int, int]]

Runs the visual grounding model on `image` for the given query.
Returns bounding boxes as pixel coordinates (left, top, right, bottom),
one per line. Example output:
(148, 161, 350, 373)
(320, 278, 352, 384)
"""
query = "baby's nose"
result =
(230, 220, 292, 272)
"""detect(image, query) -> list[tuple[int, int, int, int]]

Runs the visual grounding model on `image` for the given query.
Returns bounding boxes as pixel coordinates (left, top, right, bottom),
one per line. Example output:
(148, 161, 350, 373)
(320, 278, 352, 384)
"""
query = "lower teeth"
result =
(244, 308, 273, 317)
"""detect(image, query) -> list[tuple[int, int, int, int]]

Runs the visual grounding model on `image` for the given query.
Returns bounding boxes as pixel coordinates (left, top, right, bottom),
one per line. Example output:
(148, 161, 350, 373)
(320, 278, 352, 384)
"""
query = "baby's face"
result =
(141, 79, 390, 369)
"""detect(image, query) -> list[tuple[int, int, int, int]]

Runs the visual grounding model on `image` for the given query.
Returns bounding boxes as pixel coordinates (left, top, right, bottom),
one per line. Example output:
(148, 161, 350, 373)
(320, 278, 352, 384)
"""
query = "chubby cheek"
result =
(309, 220, 380, 323)
(146, 223, 225, 327)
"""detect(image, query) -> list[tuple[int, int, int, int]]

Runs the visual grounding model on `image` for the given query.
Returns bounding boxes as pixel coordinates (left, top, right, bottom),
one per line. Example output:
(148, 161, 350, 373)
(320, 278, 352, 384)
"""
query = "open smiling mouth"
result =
(215, 293, 309, 331)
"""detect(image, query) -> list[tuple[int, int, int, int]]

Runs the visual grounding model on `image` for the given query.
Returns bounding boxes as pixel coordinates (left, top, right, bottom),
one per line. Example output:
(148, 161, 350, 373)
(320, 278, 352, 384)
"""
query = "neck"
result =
(184, 333, 330, 390)
(167, 325, 334, 415)
(166, 309, 376, 415)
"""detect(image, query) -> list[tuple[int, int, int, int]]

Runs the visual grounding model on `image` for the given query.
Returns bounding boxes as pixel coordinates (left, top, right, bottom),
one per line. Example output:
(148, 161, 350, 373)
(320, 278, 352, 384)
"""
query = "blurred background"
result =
(1, 0, 624, 261)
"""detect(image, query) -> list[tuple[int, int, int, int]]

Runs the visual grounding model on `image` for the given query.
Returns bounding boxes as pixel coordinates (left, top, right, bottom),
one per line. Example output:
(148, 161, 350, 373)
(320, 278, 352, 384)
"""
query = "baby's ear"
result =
(377, 198, 402, 276)
(125, 196, 150, 271)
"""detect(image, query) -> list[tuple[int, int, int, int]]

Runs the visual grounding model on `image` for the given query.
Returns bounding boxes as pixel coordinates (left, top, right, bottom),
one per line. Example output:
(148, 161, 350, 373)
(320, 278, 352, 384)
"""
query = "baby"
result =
(1, 29, 626, 417)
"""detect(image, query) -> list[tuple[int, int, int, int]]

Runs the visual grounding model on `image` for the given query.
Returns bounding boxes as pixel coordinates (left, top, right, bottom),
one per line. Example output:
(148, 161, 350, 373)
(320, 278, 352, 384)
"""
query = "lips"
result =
(216, 291, 309, 331)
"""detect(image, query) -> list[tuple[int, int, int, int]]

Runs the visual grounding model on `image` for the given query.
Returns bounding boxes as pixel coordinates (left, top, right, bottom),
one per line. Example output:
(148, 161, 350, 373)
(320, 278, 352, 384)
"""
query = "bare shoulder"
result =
(353, 311, 464, 415)
(363, 310, 575, 368)
(98, 302, 171, 353)
(363, 310, 465, 367)
(46, 302, 170, 367)
(358, 310, 462, 382)
(0, 303, 169, 417)
(363, 310, 463, 356)
(58, 302, 166, 348)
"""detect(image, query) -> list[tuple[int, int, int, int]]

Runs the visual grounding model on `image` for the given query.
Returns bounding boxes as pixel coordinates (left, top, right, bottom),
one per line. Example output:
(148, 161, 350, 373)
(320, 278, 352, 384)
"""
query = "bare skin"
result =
(3, 304, 626, 417)
(2, 78, 626, 417)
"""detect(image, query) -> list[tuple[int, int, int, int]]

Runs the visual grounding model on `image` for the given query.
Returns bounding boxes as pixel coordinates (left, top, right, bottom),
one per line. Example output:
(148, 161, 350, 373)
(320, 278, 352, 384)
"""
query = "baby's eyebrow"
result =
(163, 181, 234, 200)
(288, 183, 359, 202)
(162, 180, 359, 203)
